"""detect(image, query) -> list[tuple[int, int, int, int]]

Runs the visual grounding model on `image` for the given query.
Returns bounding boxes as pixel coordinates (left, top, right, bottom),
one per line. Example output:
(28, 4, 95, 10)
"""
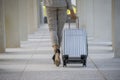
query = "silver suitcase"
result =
(62, 19, 88, 67)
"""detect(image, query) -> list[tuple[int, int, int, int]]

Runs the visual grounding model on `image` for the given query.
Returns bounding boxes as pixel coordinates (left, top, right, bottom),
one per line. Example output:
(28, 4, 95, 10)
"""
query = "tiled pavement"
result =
(0, 24, 120, 80)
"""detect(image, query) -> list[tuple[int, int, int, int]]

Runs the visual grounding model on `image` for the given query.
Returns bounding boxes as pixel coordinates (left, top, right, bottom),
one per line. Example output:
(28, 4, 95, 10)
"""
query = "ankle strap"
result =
(55, 49, 60, 54)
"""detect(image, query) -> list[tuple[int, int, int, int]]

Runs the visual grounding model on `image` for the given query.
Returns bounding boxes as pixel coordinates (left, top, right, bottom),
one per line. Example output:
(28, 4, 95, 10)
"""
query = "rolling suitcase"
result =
(62, 18, 88, 67)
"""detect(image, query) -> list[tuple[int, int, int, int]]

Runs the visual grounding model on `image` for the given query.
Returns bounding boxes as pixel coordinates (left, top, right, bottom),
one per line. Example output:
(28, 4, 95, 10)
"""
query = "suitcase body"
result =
(62, 29, 88, 67)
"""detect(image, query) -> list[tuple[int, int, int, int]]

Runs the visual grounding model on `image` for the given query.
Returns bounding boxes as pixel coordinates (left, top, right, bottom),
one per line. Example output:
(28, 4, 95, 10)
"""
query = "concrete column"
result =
(77, 0, 87, 28)
(77, 0, 112, 42)
(37, 0, 41, 27)
(27, 0, 34, 34)
(112, 0, 120, 58)
(40, 2, 44, 24)
(4, 0, 20, 48)
(19, 0, 28, 41)
(0, 0, 6, 52)
(33, 0, 39, 29)
(77, 0, 94, 38)
(93, 0, 112, 42)
(27, 0, 38, 34)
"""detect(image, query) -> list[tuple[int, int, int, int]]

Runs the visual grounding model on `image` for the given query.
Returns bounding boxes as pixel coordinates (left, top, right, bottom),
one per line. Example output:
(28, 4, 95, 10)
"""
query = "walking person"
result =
(44, 0, 76, 67)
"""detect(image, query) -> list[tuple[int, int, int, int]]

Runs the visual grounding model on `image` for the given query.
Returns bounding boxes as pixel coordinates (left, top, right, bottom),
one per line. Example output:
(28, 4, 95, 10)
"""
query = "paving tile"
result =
(0, 54, 32, 60)
(0, 72, 22, 80)
(24, 57, 96, 72)
(0, 65, 26, 72)
(90, 55, 120, 69)
(0, 59, 27, 65)
(101, 70, 120, 80)
(0, 24, 120, 80)
(21, 71, 104, 80)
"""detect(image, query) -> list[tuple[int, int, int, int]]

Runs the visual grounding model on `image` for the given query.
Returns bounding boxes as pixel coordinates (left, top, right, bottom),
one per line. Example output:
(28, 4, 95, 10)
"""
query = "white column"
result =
(112, 0, 120, 58)
(37, 0, 41, 27)
(4, 0, 20, 48)
(77, 0, 94, 39)
(0, 0, 6, 52)
(40, 2, 44, 24)
(33, 0, 39, 29)
(93, 0, 112, 42)
(77, 0, 112, 42)
(27, 0, 34, 34)
(86, 0, 94, 38)
(27, 0, 38, 34)
(77, 0, 87, 28)
(19, 0, 28, 41)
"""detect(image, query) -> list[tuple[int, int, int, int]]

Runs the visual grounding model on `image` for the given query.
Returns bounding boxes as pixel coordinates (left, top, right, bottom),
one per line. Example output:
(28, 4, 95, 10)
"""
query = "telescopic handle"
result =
(68, 17, 79, 29)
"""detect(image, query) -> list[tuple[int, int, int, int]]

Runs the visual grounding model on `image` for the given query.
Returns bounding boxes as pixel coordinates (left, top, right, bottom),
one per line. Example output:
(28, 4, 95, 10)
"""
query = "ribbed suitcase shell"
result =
(63, 29, 88, 57)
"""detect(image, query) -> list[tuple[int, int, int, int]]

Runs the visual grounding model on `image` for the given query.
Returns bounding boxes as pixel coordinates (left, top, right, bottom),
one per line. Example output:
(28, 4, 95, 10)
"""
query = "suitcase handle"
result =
(68, 17, 79, 29)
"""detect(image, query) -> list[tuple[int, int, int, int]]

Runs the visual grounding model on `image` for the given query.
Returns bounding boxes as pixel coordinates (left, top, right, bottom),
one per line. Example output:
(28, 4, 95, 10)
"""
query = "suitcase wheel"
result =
(63, 60, 67, 67)
(62, 55, 69, 67)
(83, 59, 87, 67)
(81, 55, 87, 67)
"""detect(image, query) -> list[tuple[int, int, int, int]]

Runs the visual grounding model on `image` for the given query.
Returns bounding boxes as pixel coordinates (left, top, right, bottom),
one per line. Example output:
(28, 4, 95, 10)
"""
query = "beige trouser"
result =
(46, 7, 67, 48)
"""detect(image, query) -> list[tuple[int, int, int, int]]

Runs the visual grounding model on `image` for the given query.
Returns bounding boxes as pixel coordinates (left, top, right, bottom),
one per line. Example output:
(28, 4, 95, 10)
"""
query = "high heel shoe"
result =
(54, 49, 61, 67)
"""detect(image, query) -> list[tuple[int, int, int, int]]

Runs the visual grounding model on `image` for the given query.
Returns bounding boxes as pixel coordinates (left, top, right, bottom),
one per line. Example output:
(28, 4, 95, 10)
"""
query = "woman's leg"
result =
(46, 7, 59, 47)
(57, 7, 67, 47)
(46, 7, 61, 66)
